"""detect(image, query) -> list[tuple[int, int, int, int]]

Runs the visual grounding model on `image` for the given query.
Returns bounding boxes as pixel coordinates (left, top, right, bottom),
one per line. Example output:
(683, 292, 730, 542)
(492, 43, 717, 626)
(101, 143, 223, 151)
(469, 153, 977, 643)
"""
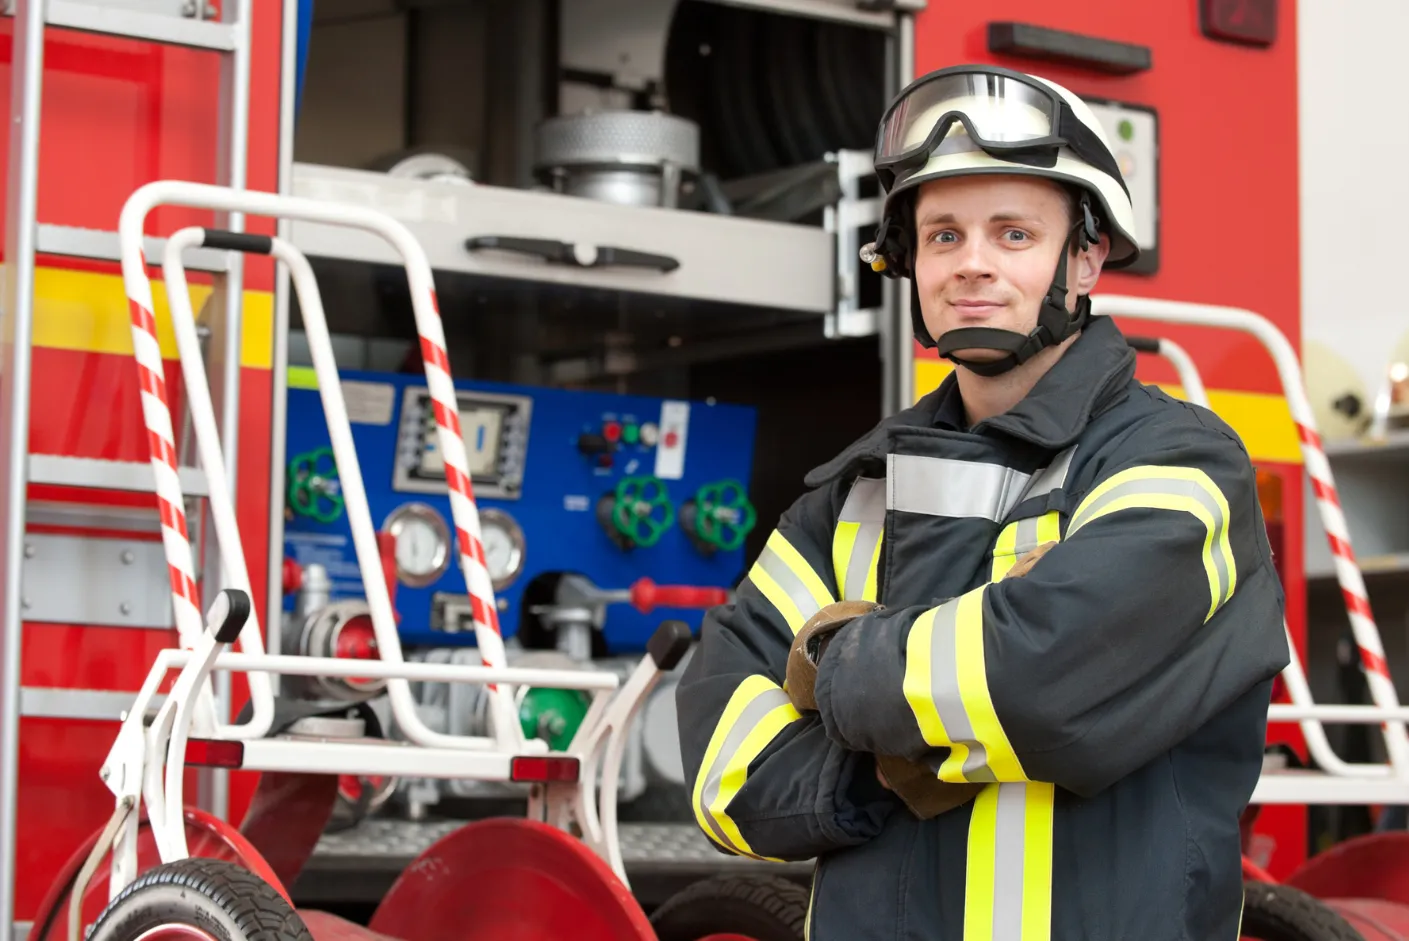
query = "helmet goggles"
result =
(873, 65, 1127, 200)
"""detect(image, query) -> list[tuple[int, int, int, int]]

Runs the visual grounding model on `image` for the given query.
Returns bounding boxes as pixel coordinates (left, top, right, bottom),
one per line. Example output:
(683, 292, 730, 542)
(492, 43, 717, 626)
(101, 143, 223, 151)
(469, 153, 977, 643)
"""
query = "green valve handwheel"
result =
(519, 686, 591, 751)
(612, 474, 675, 548)
(693, 479, 757, 552)
(288, 446, 344, 523)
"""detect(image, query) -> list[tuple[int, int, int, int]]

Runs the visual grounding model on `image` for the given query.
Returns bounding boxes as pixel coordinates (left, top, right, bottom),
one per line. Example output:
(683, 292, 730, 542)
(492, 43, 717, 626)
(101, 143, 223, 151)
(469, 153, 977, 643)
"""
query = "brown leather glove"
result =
(875, 753, 983, 819)
(785, 600, 881, 713)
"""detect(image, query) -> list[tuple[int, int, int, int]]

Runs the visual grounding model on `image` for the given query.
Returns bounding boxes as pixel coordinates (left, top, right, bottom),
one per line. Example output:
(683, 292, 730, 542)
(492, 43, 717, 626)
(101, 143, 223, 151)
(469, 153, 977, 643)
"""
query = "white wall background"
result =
(1299, 0, 1409, 398)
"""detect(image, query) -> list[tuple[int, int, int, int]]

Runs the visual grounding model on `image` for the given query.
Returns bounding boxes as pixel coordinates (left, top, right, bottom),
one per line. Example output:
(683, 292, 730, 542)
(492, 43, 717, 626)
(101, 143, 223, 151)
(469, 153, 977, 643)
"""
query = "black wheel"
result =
(1240, 882, 1366, 941)
(650, 874, 809, 941)
(89, 858, 312, 941)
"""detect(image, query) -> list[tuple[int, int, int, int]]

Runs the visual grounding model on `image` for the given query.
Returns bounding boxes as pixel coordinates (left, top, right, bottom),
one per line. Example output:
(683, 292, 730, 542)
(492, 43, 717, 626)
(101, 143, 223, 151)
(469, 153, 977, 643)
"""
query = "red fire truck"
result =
(4, 1, 1409, 940)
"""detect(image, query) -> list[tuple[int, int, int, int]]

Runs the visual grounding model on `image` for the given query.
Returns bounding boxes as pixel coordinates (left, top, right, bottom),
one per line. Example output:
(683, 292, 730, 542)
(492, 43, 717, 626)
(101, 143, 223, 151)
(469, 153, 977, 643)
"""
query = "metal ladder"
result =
(0, 2, 254, 939)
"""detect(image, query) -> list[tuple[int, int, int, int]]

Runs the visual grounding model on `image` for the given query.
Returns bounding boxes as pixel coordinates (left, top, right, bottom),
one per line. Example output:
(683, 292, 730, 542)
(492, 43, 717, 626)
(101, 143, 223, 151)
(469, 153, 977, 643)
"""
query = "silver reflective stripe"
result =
(1072, 476, 1232, 604)
(840, 478, 885, 601)
(991, 783, 1031, 940)
(840, 477, 886, 523)
(887, 454, 1031, 522)
(1013, 514, 1043, 556)
(697, 685, 793, 851)
(1019, 445, 1077, 503)
(755, 544, 826, 625)
(926, 597, 997, 782)
(844, 531, 879, 601)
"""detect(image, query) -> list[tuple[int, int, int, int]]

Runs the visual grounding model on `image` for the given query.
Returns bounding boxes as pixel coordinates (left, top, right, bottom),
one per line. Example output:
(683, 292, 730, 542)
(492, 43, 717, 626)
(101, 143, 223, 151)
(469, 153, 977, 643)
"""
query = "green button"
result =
(622, 423, 640, 444)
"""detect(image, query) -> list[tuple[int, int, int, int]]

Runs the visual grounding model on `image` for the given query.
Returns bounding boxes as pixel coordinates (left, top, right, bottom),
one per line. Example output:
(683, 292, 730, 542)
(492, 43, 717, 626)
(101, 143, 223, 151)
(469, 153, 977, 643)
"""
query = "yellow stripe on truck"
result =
(31, 266, 274, 369)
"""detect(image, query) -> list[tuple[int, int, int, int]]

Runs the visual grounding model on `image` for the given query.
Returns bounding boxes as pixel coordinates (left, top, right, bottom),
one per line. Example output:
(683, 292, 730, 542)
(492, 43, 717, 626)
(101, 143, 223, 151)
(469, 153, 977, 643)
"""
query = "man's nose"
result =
(953, 236, 995, 280)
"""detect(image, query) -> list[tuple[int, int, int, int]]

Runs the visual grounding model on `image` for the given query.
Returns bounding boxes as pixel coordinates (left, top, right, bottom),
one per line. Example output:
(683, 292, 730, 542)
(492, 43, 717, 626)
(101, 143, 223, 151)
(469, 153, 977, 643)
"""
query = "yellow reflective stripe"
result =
(903, 587, 1027, 784)
(1020, 783, 1055, 941)
(1034, 510, 1061, 546)
(990, 521, 1021, 580)
(902, 605, 954, 758)
(964, 785, 1000, 941)
(747, 529, 836, 634)
(964, 782, 1055, 941)
(1069, 466, 1236, 621)
(861, 533, 882, 602)
(954, 587, 1028, 782)
(832, 520, 860, 596)
(691, 674, 801, 861)
(990, 511, 1063, 581)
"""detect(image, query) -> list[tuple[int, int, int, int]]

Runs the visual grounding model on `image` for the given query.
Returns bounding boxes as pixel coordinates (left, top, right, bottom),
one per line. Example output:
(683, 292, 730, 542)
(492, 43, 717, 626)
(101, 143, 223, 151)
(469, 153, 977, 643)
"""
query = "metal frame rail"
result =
(0, 3, 252, 938)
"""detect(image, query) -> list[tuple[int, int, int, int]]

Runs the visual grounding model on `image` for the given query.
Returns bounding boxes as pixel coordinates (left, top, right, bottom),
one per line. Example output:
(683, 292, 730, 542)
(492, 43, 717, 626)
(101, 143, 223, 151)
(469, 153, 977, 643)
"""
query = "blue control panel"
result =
(280, 368, 758, 651)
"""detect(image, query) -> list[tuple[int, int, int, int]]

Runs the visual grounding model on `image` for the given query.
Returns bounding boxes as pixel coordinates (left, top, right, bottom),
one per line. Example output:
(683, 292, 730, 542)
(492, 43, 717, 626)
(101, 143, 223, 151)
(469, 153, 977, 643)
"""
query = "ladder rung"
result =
(29, 454, 209, 498)
(38, 224, 231, 274)
(20, 686, 164, 721)
(20, 0, 239, 52)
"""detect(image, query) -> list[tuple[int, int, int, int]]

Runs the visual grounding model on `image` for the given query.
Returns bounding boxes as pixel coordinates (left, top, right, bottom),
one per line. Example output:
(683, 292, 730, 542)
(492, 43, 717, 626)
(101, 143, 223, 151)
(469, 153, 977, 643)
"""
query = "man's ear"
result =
(1073, 232, 1110, 295)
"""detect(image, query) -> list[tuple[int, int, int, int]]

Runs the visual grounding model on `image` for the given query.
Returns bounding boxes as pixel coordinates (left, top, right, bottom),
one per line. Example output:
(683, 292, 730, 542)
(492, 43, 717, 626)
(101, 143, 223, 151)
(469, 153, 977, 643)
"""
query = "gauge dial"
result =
(478, 508, 525, 590)
(384, 503, 451, 588)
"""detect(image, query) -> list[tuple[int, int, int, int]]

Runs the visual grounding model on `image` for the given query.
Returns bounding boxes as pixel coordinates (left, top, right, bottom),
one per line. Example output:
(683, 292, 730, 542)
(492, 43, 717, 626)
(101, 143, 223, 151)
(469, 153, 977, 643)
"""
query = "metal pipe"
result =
(140, 648, 622, 690)
(267, 0, 302, 694)
(0, 1, 46, 934)
(894, 12, 916, 410)
(1091, 294, 1409, 779)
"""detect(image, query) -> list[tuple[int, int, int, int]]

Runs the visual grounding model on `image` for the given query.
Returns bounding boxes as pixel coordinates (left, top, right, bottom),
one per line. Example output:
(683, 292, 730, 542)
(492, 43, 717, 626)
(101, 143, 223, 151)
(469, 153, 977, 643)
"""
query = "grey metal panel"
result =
(4, 0, 239, 50)
(20, 533, 174, 630)
(20, 687, 164, 721)
(36, 224, 230, 273)
(29, 454, 209, 498)
(286, 163, 835, 315)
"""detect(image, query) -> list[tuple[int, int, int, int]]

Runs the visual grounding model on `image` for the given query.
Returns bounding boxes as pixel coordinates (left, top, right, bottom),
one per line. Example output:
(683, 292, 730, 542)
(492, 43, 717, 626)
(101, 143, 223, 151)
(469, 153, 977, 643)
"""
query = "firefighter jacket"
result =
(674, 314, 1290, 941)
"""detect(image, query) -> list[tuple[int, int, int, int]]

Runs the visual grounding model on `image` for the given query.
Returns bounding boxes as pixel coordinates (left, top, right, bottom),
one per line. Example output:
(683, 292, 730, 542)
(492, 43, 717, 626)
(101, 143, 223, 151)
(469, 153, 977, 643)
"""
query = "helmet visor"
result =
(875, 70, 1062, 178)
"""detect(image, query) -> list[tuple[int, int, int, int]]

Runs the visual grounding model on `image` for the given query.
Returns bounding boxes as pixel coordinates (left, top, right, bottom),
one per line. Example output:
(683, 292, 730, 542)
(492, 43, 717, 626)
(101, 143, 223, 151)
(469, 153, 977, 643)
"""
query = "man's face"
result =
(911, 175, 1108, 364)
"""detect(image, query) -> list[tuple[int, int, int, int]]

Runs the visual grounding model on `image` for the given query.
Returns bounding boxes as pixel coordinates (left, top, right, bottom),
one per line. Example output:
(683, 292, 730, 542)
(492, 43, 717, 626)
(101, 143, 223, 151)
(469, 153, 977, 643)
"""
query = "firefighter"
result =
(675, 64, 1289, 940)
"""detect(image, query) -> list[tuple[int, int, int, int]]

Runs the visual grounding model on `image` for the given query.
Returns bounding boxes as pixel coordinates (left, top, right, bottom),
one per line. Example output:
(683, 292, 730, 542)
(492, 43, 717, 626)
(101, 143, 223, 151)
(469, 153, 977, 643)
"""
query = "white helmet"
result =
(863, 65, 1139, 376)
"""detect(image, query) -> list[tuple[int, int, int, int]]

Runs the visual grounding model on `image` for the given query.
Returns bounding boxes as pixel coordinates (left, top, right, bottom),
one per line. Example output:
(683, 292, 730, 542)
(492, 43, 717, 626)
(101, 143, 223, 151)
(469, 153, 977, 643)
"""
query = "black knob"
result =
(577, 432, 611, 454)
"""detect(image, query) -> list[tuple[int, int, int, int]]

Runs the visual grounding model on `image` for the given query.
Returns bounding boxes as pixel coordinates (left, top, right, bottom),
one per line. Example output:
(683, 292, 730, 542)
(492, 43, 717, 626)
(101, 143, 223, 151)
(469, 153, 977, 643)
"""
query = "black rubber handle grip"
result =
(1125, 336, 1161, 353)
(464, 235, 679, 273)
(202, 229, 273, 255)
(213, 589, 252, 644)
(647, 620, 695, 672)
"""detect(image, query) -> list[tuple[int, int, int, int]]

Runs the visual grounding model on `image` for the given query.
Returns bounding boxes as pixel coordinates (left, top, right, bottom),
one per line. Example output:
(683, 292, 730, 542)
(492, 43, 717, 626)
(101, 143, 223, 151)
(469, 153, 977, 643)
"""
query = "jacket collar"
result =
(803, 314, 1136, 487)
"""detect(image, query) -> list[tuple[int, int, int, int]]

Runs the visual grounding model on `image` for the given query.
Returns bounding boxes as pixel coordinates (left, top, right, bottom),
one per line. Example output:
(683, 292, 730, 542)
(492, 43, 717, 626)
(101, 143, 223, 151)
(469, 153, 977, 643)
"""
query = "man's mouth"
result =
(949, 299, 1006, 319)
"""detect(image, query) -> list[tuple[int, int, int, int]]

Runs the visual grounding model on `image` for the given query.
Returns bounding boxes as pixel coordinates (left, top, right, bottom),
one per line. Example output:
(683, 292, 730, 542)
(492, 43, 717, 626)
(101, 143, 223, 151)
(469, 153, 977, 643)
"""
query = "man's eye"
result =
(934, 231, 956, 243)
(1004, 230, 1028, 241)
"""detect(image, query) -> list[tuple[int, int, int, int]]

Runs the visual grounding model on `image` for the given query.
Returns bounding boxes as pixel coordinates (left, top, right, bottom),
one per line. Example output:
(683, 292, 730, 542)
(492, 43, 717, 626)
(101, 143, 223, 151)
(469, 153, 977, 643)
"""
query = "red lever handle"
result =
(376, 531, 400, 624)
(630, 577, 730, 614)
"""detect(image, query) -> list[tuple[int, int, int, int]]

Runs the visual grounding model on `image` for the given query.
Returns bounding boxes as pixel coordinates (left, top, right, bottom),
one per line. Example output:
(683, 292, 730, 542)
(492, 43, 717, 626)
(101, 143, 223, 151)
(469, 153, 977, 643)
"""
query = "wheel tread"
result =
(94, 858, 311, 941)
(650, 873, 810, 941)
(1241, 881, 1367, 941)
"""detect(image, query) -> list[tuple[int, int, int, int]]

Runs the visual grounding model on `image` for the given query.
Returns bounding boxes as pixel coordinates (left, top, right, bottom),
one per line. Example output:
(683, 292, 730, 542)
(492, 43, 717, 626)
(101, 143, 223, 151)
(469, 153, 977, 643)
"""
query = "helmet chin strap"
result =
(925, 197, 1100, 379)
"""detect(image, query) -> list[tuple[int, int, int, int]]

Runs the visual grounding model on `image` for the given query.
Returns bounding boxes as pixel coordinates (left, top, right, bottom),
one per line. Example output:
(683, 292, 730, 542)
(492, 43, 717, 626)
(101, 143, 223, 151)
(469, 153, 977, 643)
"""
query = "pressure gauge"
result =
(478, 508, 526, 590)
(384, 503, 451, 588)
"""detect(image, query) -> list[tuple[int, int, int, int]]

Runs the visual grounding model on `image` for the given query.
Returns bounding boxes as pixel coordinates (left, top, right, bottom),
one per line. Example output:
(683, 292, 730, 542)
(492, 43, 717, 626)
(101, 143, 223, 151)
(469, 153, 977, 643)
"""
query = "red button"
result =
(664, 430, 679, 448)
(603, 421, 622, 442)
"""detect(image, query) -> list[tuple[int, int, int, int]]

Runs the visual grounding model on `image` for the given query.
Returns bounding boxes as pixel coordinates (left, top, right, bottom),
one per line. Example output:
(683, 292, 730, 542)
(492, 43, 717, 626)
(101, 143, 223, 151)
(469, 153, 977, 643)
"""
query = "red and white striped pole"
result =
(1092, 295, 1409, 776)
(119, 180, 522, 750)
(121, 270, 206, 650)
(407, 289, 509, 679)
